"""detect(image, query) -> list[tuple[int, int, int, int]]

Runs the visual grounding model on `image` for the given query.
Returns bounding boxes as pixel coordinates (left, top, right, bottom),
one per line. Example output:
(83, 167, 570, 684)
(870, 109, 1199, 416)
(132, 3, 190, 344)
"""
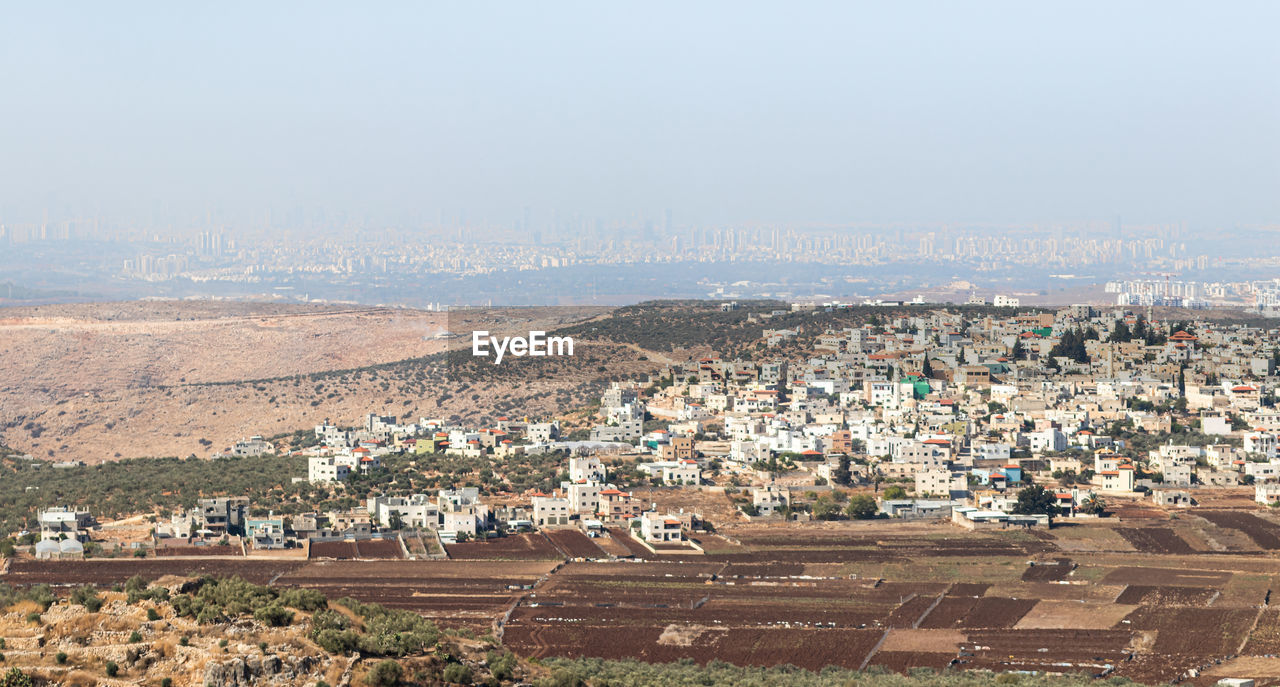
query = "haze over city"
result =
(2, 1, 1277, 231)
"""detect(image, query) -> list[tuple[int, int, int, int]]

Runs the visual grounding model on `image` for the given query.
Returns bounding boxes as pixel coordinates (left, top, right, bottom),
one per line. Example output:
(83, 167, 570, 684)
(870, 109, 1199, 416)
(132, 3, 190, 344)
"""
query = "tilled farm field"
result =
(12, 519, 1280, 683)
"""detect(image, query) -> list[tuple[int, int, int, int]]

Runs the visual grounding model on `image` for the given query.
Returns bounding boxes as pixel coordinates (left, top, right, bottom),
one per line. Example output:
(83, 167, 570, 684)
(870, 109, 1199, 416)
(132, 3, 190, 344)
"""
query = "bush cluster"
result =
(309, 597, 440, 657)
(169, 576, 326, 625)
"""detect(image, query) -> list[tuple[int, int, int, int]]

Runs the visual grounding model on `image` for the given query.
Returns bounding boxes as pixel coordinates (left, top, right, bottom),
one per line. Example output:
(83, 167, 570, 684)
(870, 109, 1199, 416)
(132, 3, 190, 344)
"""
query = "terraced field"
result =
(10, 518, 1280, 683)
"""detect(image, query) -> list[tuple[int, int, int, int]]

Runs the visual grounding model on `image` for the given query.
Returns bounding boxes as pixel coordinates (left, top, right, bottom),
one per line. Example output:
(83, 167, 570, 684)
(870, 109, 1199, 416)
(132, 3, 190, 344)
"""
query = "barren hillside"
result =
(0, 302, 631, 463)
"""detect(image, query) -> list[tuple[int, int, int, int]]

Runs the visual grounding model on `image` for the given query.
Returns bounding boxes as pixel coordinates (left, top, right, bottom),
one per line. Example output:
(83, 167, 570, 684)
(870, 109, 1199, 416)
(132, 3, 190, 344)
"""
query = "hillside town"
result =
(13, 303, 1280, 561)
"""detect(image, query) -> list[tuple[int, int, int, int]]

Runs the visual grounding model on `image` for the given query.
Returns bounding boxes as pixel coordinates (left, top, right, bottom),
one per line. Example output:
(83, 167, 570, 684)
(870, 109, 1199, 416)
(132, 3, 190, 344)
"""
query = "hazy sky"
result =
(1, 2, 1277, 229)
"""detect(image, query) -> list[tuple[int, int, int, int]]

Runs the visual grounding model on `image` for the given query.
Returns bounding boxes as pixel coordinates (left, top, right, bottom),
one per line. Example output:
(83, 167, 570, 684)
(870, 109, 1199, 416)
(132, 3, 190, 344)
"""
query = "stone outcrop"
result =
(203, 654, 319, 687)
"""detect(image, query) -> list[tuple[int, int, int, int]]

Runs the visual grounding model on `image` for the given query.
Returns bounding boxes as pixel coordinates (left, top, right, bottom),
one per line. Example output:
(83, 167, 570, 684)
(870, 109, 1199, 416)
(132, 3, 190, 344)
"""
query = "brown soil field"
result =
(272, 559, 555, 629)
(1202, 656, 1280, 684)
(884, 594, 939, 628)
(1114, 584, 1220, 606)
(1112, 505, 1171, 520)
(1102, 566, 1233, 587)
(1243, 609, 1280, 655)
(958, 628, 1137, 677)
(445, 532, 564, 560)
(878, 628, 965, 652)
(1015, 600, 1138, 629)
(719, 561, 807, 577)
(917, 596, 1034, 629)
(1115, 527, 1197, 554)
(503, 615, 887, 670)
(554, 560, 724, 580)
(1121, 606, 1259, 655)
(12, 519, 1280, 679)
(309, 538, 403, 560)
(1020, 558, 1074, 581)
(1197, 511, 1280, 549)
(544, 529, 608, 559)
(3, 558, 303, 585)
(589, 530, 639, 557)
(309, 540, 360, 559)
(869, 651, 958, 672)
(1046, 522, 1136, 552)
(605, 527, 659, 558)
(154, 544, 242, 557)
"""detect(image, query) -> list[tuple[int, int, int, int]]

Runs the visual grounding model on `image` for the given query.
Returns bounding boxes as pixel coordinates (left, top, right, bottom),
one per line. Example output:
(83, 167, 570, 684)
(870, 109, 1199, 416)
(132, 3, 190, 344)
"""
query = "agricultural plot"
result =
(12, 516, 1280, 680)
(154, 544, 242, 556)
(1115, 527, 1197, 554)
(309, 538, 403, 559)
(605, 527, 660, 559)
(544, 529, 608, 559)
(1114, 585, 1219, 606)
(957, 629, 1135, 676)
(445, 532, 563, 560)
(916, 596, 1035, 629)
(505, 618, 887, 670)
(1101, 566, 1233, 587)
(1196, 511, 1280, 549)
(1243, 609, 1280, 655)
(1121, 606, 1258, 656)
(275, 559, 556, 631)
(2, 558, 303, 585)
(1044, 523, 1136, 552)
(1015, 600, 1137, 629)
(1020, 558, 1074, 581)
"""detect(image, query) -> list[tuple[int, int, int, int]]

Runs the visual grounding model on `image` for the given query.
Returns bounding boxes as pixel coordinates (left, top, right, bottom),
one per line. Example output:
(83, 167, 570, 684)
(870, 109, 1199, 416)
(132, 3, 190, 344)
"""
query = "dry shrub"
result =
(10, 599, 45, 615)
(152, 638, 176, 658)
(63, 671, 103, 687)
(56, 613, 104, 639)
(57, 611, 135, 636)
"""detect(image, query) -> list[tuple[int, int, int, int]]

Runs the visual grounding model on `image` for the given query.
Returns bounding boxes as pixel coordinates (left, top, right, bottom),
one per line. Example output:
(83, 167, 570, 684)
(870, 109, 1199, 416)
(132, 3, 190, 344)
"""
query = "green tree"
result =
(1078, 492, 1107, 516)
(811, 497, 841, 521)
(1109, 320, 1132, 343)
(1048, 328, 1090, 364)
(70, 585, 103, 613)
(364, 660, 403, 686)
(846, 494, 878, 520)
(442, 663, 472, 684)
(0, 668, 35, 687)
(882, 485, 908, 500)
(254, 604, 295, 627)
(1012, 485, 1058, 521)
(1132, 316, 1148, 342)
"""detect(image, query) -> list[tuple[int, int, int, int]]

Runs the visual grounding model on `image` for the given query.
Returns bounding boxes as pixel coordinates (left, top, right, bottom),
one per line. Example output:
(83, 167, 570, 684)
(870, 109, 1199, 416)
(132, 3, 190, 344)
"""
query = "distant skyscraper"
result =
(198, 231, 223, 257)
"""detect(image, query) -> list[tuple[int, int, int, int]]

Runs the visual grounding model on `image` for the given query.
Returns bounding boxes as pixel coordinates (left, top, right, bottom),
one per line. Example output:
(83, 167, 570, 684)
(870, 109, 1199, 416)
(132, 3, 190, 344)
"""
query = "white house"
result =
(532, 495, 571, 527)
(308, 456, 351, 483)
(639, 512, 684, 543)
